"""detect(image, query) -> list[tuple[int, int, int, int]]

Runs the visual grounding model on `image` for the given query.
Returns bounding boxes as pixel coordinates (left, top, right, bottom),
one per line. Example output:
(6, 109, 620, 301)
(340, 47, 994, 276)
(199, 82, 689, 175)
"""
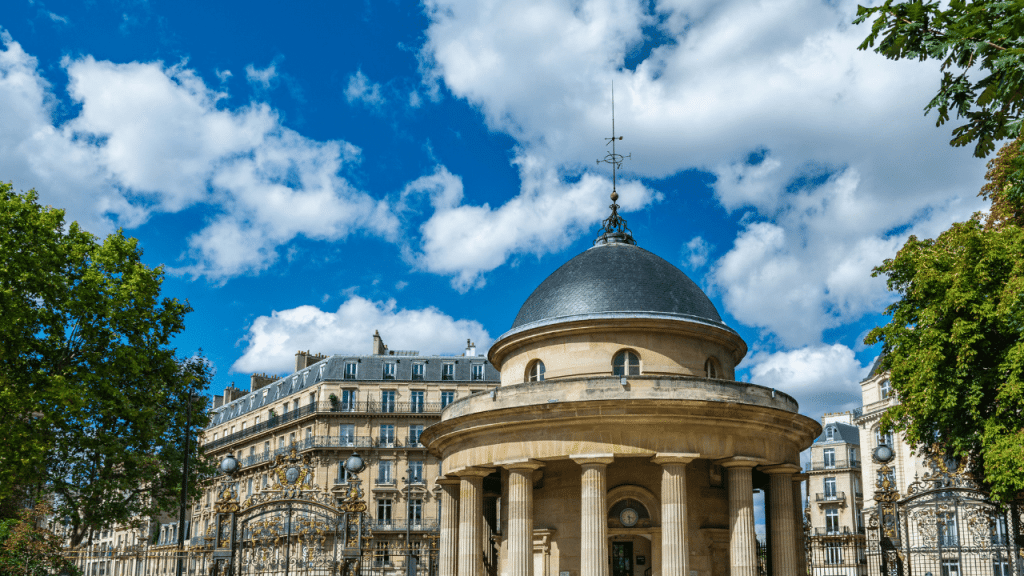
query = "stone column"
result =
(457, 468, 493, 576)
(572, 455, 614, 576)
(502, 460, 544, 576)
(763, 464, 802, 576)
(791, 473, 808, 576)
(720, 458, 759, 576)
(652, 453, 699, 576)
(437, 476, 461, 576)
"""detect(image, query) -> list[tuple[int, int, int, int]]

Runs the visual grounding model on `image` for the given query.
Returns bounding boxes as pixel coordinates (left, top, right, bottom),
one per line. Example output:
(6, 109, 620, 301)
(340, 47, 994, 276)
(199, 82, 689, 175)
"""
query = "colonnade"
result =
(436, 456, 803, 576)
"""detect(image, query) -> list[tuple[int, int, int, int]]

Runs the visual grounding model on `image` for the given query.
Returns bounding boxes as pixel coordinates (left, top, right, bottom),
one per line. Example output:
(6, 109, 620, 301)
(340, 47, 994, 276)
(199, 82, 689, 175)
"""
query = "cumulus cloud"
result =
(418, 0, 988, 341)
(403, 162, 659, 291)
(345, 70, 384, 108)
(245, 62, 277, 90)
(231, 295, 493, 374)
(746, 344, 872, 421)
(0, 33, 398, 281)
(683, 236, 712, 269)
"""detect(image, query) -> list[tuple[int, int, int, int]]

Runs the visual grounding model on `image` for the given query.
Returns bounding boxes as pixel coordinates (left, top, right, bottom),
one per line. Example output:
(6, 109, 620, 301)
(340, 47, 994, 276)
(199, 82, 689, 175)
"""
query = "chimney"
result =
(222, 384, 248, 404)
(372, 330, 388, 355)
(250, 373, 278, 392)
(294, 350, 328, 371)
(465, 339, 476, 357)
(212, 395, 224, 409)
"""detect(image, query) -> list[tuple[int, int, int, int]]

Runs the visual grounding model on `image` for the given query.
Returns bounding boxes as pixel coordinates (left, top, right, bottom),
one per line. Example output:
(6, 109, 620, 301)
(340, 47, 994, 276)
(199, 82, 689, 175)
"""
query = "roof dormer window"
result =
(825, 426, 835, 441)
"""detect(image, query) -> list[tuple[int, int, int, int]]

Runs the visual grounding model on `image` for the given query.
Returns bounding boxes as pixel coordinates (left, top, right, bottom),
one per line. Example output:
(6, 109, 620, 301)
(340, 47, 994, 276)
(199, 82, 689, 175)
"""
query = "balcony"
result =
(369, 520, 440, 532)
(809, 459, 860, 471)
(815, 491, 846, 503)
(406, 436, 424, 448)
(811, 527, 863, 537)
(205, 400, 442, 451)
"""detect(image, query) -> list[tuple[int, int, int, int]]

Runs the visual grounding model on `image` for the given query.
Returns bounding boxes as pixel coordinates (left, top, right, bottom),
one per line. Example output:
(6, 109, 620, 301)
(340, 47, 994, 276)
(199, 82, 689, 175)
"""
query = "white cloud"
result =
(231, 295, 493, 374)
(245, 62, 278, 90)
(0, 33, 398, 281)
(683, 236, 711, 269)
(404, 162, 659, 291)
(746, 343, 871, 421)
(418, 0, 988, 341)
(216, 69, 233, 83)
(345, 70, 384, 108)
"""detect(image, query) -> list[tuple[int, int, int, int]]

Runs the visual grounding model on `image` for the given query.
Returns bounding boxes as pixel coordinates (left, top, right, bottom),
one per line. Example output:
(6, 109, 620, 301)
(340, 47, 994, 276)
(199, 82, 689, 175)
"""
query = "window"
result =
(876, 429, 894, 447)
(289, 432, 295, 446)
(472, 364, 484, 380)
(278, 437, 285, 450)
(263, 474, 268, 488)
(412, 363, 424, 381)
(442, 363, 455, 381)
(823, 448, 836, 469)
(409, 498, 423, 523)
(381, 390, 395, 413)
(309, 392, 316, 407)
(938, 512, 958, 547)
(249, 446, 255, 459)
(345, 362, 357, 379)
(825, 426, 834, 441)
(247, 478, 252, 497)
(293, 399, 299, 412)
(383, 362, 396, 380)
(941, 561, 961, 576)
(994, 561, 1011, 576)
(377, 461, 394, 484)
(613, 350, 640, 376)
(255, 416, 260, 426)
(856, 507, 864, 531)
(410, 390, 424, 413)
(377, 498, 393, 521)
(849, 446, 857, 463)
(409, 460, 424, 483)
(338, 462, 353, 484)
(527, 360, 545, 382)
(825, 542, 842, 565)
(305, 427, 312, 443)
(824, 477, 837, 498)
(441, 391, 455, 408)
(380, 424, 395, 447)
(825, 508, 840, 535)
(213, 433, 218, 441)
(880, 378, 891, 399)
(264, 441, 270, 454)
(704, 357, 719, 379)
(281, 404, 287, 416)
(342, 389, 357, 411)
(409, 424, 424, 446)
(993, 516, 1009, 546)
(340, 424, 355, 447)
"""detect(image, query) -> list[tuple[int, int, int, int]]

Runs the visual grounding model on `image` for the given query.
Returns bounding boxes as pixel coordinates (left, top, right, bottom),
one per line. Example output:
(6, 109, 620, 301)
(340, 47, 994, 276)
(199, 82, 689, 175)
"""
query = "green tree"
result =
(865, 219, 1024, 503)
(0, 502, 80, 576)
(0, 183, 215, 546)
(855, 0, 1024, 207)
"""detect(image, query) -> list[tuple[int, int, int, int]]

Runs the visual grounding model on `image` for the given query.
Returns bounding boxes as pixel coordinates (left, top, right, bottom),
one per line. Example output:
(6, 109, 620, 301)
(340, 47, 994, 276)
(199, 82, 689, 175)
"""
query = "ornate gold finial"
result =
(595, 82, 635, 246)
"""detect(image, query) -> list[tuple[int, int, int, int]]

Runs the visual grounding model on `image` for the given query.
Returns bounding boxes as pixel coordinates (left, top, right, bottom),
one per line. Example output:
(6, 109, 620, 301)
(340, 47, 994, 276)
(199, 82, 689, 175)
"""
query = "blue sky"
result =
(1, 0, 989, 427)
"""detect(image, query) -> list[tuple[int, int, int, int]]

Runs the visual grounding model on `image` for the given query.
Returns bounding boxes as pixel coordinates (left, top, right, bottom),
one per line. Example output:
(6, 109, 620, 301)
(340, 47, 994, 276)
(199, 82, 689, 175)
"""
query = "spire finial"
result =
(595, 83, 635, 246)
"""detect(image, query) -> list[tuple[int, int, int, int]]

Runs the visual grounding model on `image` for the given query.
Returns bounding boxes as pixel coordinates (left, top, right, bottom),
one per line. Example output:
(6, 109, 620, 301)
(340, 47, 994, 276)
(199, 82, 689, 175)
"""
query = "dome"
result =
(509, 242, 731, 332)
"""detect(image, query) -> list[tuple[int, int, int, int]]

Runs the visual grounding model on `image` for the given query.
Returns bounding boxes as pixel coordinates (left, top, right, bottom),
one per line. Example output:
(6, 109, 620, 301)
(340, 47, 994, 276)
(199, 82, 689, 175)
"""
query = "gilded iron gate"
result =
(866, 450, 1023, 576)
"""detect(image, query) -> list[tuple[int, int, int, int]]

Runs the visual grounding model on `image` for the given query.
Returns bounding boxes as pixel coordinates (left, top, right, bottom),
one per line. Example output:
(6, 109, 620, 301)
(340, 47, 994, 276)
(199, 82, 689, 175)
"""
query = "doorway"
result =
(612, 542, 633, 576)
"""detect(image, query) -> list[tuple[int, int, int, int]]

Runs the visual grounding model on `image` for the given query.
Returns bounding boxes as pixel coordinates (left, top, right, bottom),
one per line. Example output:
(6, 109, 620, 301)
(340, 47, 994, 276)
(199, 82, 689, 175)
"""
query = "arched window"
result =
(825, 426, 835, 441)
(526, 360, 545, 382)
(704, 357, 720, 379)
(613, 350, 640, 376)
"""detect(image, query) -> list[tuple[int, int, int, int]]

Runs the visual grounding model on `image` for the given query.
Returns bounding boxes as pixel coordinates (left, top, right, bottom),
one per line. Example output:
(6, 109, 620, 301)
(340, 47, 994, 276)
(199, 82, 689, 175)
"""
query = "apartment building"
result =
(190, 332, 500, 555)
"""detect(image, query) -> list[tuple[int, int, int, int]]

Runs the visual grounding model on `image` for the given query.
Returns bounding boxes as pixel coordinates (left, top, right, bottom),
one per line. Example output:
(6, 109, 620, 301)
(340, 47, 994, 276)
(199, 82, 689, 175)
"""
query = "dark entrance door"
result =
(612, 542, 633, 576)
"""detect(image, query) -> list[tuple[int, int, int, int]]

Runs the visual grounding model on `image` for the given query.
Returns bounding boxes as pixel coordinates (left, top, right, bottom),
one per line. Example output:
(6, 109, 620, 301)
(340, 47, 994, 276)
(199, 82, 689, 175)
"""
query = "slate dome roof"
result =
(509, 242, 732, 333)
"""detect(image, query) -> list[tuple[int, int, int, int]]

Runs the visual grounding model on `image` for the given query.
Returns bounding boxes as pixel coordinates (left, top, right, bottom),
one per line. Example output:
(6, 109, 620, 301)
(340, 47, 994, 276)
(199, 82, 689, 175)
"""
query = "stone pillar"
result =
(763, 464, 801, 576)
(572, 455, 614, 576)
(792, 473, 808, 576)
(720, 458, 759, 576)
(457, 468, 493, 576)
(652, 453, 699, 576)
(438, 476, 461, 576)
(502, 460, 544, 576)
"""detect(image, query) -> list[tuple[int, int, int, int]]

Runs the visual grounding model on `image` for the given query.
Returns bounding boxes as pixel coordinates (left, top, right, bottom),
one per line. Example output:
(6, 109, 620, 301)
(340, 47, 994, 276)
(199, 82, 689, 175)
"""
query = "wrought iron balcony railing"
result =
(815, 491, 846, 502)
(811, 526, 863, 536)
(369, 520, 440, 531)
(809, 459, 860, 471)
(205, 400, 443, 451)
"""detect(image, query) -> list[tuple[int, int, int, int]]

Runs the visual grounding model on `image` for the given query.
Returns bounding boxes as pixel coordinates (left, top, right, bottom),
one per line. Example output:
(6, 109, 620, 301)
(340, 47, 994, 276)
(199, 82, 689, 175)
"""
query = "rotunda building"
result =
(423, 212, 821, 576)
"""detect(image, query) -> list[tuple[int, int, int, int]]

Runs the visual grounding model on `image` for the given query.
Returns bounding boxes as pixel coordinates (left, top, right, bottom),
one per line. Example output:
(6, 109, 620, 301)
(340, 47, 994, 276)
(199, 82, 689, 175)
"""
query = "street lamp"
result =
(344, 452, 366, 474)
(219, 454, 239, 476)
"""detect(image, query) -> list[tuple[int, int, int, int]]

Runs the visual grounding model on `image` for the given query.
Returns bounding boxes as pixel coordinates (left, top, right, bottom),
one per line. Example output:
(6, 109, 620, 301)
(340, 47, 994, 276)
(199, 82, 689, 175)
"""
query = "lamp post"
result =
(176, 394, 197, 576)
(403, 466, 415, 576)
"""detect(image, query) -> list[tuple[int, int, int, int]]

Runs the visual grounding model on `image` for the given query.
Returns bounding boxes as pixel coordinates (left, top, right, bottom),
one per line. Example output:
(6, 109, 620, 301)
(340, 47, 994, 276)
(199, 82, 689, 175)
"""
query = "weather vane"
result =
(595, 83, 635, 246)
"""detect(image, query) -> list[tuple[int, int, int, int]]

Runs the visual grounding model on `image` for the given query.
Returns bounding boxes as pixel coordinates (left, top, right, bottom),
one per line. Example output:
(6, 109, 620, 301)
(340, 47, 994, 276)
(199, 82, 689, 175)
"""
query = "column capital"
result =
(436, 475, 461, 486)
(497, 459, 545, 471)
(716, 456, 763, 469)
(760, 463, 802, 475)
(571, 454, 614, 466)
(450, 466, 494, 478)
(792, 473, 810, 482)
(652, 453, 700, 466)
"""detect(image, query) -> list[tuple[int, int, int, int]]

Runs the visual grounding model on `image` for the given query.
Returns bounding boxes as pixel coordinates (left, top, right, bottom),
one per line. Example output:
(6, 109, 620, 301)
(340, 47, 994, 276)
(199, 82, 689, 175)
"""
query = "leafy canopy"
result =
(0, 183, 215, 546)
(865, 219, 1024, 503)
(855, 0, 1024, 208)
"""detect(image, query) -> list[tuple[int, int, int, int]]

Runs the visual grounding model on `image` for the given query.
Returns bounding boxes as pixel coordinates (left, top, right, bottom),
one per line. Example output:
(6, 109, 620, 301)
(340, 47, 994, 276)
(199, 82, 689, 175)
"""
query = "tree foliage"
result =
(855, 0, 1024, 208)
(0, 183, 215, 546)
(865, 218, 1024, 503)
(0, 502, 79, 576)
